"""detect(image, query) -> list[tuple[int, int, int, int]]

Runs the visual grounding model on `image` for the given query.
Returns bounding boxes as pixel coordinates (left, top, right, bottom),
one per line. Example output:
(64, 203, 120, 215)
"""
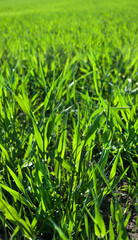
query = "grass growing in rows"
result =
(0, 0, 138, 239)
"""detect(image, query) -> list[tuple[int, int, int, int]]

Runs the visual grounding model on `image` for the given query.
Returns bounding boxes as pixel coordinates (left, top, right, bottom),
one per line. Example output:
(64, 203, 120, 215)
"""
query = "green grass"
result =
(0, 0, 138, 239)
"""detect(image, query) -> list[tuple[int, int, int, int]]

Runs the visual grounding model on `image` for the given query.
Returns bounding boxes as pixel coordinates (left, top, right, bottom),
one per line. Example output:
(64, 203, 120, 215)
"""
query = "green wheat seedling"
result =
(0, 0, 138, 239)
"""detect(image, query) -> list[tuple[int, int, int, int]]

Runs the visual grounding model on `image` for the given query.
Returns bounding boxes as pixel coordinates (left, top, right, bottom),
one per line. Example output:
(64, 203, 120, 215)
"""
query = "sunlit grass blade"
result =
(109, 148, 123, 184)
(32, 119, 43, 152)
(0, 184, 32, 207)
(0, 198, 20, 222)
(109, 218, 115, 240)
(84, 213, 89, 239)
(49, 219, 69, 240)
(94, 204, 106, 238)
(7, 166, 34, 207)
(84, 112, 103, 146)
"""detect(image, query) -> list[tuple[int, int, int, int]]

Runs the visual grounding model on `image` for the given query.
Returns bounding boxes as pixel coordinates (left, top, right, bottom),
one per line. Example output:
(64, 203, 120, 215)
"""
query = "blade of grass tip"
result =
(109, 148, 123, 184)
(124, 211, 131, 228)
(109, 218, 115, 240)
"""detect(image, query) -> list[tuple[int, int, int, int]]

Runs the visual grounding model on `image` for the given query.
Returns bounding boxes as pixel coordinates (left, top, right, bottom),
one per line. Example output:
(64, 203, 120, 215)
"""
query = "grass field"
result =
(0, 0, 138, 239)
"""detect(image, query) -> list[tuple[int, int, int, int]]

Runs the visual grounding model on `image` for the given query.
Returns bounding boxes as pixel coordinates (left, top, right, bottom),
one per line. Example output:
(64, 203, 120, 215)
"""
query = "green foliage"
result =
(0, 0, 138, 239)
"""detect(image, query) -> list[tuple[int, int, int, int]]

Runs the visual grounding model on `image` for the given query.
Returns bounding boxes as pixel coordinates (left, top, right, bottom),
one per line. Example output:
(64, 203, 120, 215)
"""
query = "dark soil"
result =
(0, 233, 4, 240)
(101, 180, 138, 240)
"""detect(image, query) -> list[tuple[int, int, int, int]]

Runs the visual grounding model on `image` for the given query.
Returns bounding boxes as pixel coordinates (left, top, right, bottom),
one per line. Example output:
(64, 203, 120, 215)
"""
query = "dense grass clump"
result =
(0, 0, 138, 239)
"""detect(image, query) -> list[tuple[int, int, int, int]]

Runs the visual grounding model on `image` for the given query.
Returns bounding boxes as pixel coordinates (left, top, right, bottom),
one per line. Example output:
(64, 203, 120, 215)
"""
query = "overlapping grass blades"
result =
(0, 0, 138, 239)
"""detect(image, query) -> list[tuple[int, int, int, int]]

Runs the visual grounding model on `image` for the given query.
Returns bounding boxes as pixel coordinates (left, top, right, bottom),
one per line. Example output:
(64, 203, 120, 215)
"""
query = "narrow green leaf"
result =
(0, 184, 32, 207)
(15, 94, 31, 118)
(88, 54, 99, 95)
(23, 133, 33, 160)
(84, 206, 97, 225)
(109, 218, 115, 240)
(124, 211, 131, 227)
(19, 218, 34, 239)
(39, 63, 47, 93)
(92, 165, 97, 196)
(0, 144, 10, 162)
(84, 213, 89, 239)
(32, 120, 43, 152)
(0, 198, 19, 222)
(31, 203, 41, 229)
(95, 163, 115, 196)
(7, 166, 26, 194)
(95, 204, 106, 238)
(56, 156, 72, 173)
(84, 113, 102, 145)
(110, 148, 122, 183)
(50, 219, 68, 240)
(99, 149, 109, 170)
(110, 198, 115, 222)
